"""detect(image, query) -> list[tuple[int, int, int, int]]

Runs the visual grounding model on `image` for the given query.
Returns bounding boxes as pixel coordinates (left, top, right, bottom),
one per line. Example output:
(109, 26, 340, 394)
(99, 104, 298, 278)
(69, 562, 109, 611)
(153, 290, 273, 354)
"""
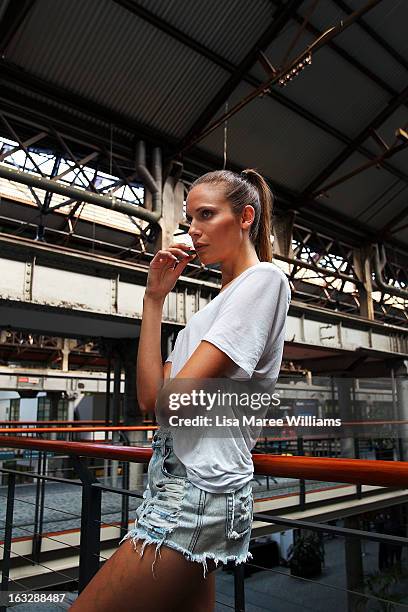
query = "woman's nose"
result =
(188, 223, 201, 239)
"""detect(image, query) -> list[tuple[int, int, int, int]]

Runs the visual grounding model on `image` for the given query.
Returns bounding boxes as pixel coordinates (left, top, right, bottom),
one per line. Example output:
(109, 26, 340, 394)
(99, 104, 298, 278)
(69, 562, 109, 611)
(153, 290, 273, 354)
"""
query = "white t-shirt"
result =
(165, 262, 291, 493)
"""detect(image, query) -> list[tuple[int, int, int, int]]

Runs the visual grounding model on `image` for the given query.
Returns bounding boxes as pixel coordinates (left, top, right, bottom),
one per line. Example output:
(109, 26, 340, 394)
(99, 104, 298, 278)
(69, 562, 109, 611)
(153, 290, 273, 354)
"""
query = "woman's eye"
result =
(201, 210, 213, 219)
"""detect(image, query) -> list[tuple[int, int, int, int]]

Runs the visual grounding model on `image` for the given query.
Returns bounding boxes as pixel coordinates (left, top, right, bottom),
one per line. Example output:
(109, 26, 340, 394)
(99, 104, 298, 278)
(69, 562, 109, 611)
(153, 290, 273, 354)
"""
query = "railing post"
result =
(233, 563, 245, 612)
(0, 472, 15, 609)
(120, 460, 130, 540)
(353, 439, 362, 499)
(32, 451, 46, 562)
(297, 436, 306, 509)
(72, 456, 102, 593)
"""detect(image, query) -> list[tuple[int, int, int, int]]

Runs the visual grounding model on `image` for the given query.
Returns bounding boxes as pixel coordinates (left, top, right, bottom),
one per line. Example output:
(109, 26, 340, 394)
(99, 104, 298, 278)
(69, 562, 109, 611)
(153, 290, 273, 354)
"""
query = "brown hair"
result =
(190, 169, 273, 262)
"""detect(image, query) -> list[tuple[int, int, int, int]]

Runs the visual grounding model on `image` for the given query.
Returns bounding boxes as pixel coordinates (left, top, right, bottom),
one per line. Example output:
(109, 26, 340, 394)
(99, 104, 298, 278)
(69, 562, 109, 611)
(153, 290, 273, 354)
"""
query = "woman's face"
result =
(186, 184, 243, 266)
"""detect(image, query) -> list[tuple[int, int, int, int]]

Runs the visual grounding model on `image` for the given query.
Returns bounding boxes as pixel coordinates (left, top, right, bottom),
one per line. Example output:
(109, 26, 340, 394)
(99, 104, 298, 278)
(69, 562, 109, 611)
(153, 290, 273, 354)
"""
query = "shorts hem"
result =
(119, 527, 253, 578)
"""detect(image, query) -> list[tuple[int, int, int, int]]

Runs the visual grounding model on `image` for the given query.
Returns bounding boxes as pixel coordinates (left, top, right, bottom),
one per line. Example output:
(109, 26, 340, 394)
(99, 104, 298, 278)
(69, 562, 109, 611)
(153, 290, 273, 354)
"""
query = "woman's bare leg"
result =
(69, 539, 216, 612)
(181, 572, 216, 612)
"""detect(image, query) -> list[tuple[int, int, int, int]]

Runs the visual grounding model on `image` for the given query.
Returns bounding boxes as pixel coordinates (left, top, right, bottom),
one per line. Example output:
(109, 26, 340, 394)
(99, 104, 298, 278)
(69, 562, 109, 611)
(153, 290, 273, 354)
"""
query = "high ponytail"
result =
(190, 168, 273, 262)
(240, 169, 273, 262)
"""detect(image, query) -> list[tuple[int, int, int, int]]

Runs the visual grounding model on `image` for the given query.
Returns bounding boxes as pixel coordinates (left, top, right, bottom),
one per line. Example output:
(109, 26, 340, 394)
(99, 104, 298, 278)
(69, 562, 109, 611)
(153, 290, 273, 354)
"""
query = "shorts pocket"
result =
(138, 480, 185, 536)
(161, 446, 188, 480)
(225, 485, 253, 540)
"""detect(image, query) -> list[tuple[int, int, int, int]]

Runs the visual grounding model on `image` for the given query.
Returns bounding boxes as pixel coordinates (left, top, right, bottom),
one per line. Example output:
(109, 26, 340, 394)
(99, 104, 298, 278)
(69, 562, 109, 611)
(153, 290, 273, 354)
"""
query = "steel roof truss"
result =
(303, 84, 408, 197)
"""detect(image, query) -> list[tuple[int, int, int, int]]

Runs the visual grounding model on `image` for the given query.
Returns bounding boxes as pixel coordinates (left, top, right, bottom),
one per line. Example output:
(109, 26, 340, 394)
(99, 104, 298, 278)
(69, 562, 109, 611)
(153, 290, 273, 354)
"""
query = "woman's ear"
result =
(241, 204, 255, 229)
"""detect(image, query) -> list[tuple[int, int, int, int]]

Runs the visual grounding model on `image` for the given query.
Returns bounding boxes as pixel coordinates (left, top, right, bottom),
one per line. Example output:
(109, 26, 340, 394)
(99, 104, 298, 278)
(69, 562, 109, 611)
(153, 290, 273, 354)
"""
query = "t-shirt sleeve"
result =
(202, 267, 290, 377)
(164, 329, 184, 363)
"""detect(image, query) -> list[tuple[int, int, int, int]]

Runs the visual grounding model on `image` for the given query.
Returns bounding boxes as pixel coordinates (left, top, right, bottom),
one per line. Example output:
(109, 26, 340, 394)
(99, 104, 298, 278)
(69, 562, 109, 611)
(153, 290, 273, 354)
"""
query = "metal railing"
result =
(0, 436, 407, 611)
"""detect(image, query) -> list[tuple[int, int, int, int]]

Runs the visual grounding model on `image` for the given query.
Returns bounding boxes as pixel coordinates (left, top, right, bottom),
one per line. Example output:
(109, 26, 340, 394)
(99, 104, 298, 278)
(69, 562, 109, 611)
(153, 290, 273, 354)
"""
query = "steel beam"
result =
(178, 0, 386, 153)
(303, 84, 408, 196)
(0, 0, 35, 54)
(332, 0, 408, 73)
(378, 203, 408, 237)
(106, 1, 408, 187)
(310, 139, 408, 198)
(2, 74, 408, 253)
(18, 1, 402, 190)
(177, 0, 305, 153)
(283, 0, 400, 98)
(0, 234, 407, 356)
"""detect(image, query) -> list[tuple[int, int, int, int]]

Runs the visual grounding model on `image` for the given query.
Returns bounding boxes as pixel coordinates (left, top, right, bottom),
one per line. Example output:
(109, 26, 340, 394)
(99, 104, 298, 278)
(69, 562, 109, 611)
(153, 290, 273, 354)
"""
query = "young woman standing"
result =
(70, 169, 290, 612)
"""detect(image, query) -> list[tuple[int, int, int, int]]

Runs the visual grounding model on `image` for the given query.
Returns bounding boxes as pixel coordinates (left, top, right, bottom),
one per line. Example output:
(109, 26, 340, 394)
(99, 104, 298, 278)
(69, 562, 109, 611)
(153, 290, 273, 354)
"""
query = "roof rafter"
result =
(112, 0, 235, 73)
(282, 1, 401, 98)
(0, 0, 36, 55)
(301, 83, 408, 197)
(332, 0, 408, 73)
(177, 0, 305, 154)
(93, 0, 408, 186)
(2, 77, 408, 257)
(378, 203, 408, 238)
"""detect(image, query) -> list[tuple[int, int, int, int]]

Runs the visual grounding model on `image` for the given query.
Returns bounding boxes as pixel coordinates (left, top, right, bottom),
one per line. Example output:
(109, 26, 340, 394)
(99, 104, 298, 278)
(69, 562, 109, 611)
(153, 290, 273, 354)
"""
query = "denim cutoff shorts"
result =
(119, 427, 253, 577)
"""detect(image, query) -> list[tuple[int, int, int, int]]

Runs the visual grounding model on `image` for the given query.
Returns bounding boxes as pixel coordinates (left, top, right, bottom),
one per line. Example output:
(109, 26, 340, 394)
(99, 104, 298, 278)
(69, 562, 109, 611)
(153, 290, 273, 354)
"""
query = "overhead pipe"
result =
(373, 243, 408, 299)
(135, 140, 162, 216)
(0, 163, 161, 224)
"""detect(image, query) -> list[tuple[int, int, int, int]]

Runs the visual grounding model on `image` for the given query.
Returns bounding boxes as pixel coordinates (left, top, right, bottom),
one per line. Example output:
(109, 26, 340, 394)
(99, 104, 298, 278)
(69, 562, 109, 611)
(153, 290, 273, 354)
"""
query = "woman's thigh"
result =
(69, 539, 216, 612)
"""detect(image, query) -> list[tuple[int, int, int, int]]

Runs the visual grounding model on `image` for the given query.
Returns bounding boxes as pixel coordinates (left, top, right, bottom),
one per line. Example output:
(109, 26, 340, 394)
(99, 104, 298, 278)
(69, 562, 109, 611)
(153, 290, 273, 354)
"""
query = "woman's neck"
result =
(220, 246, 260, 292)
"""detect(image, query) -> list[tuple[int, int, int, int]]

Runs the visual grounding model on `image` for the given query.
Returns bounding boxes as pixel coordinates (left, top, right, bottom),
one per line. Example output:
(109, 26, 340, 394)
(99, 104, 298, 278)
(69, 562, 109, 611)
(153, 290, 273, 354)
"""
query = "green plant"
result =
(287, 531, 324, 577)
(358, 566, 408, 612)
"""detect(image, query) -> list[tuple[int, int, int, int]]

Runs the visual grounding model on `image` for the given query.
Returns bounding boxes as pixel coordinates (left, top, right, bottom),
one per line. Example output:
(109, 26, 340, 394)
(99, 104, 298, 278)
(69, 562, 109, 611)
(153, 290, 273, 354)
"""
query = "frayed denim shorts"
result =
(120, 427, 253, 577)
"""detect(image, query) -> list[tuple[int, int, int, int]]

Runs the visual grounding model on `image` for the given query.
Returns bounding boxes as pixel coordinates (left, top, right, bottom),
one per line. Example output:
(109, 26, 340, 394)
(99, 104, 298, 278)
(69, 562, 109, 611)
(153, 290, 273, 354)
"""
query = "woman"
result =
(70, 169, 290, 612)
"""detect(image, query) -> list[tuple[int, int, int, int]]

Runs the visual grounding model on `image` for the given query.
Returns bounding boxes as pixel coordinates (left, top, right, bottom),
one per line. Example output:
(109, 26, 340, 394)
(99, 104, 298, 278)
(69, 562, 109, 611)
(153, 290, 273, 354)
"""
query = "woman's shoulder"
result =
(239, 262, 289, 286)
(235, 262, 291, 304)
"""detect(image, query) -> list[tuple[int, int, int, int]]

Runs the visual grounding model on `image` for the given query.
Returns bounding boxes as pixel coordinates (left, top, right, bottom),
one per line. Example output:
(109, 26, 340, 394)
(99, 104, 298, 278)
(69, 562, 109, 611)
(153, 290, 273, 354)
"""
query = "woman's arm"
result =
(175, 340, 233, 379)
(137, 244, 195, 413)
(137, 294, 166, 413)
(155, 341, 235, 420)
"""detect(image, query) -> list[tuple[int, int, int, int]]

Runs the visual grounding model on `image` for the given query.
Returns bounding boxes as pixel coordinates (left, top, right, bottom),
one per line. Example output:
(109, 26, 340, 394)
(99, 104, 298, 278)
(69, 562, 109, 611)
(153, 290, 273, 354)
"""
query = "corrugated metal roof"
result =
(1, 0, 407, 248)
(0, 0, 9, 22)
(313, 150, 401, 223)
(363, 182, 408, 229)
(369, 108, 408, 176)
(6, 0, 228, 138)
(199, 82, 345, 191)
(296, 0, 408, 93)
(135, 0, 274, 65)
(347, 0, 408, 59)
(393, 226, 408, 243)
(249, 19, 392, 140)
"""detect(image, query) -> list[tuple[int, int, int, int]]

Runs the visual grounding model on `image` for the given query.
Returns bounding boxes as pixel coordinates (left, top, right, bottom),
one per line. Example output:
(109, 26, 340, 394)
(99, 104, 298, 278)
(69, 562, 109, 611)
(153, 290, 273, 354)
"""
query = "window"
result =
(9, 399, 20, 421)
(37, 396, 51, 421)
(37, 396, 68, 422)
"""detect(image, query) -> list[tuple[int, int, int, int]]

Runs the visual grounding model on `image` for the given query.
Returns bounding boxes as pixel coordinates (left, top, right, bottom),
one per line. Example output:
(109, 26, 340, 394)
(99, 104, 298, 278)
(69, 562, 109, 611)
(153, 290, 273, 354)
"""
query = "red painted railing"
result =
(0, 436, 407, 488)
(0, 426, 157, 434)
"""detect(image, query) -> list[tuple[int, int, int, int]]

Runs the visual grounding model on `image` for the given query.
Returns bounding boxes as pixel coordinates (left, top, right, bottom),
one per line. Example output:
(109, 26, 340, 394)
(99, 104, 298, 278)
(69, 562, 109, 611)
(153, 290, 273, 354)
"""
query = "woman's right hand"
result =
(145, 243, 196, 300)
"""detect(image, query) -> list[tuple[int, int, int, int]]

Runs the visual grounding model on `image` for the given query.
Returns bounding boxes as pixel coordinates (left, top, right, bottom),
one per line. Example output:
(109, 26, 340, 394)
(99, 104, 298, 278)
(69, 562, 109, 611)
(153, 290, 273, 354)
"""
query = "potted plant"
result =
(287, 531, 324, 578)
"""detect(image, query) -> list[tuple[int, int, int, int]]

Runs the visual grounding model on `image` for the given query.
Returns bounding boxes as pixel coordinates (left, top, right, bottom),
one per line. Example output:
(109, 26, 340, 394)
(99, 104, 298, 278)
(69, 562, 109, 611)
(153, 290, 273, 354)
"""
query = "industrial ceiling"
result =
(0, 0, 407, 250)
